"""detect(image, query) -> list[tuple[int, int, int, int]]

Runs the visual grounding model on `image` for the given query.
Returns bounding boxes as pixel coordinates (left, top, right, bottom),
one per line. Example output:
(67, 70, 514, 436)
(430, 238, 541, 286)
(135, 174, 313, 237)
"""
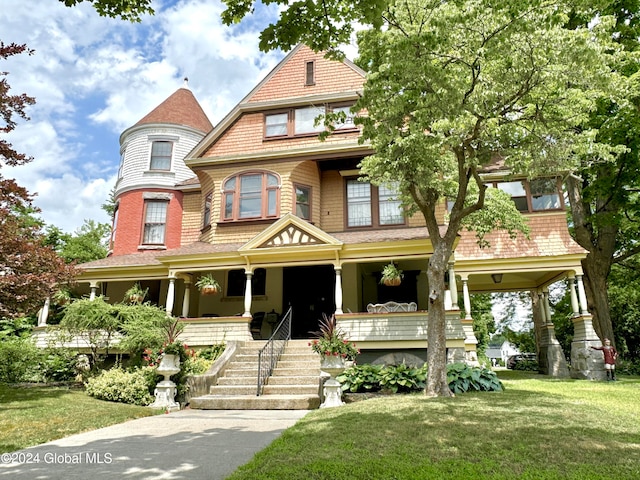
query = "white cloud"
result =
(1, 0, 282, 233)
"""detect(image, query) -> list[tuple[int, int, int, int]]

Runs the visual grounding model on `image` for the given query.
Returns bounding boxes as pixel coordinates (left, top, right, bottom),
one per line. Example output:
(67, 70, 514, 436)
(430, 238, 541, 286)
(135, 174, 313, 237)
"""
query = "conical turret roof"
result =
(134, 79, 213, 133)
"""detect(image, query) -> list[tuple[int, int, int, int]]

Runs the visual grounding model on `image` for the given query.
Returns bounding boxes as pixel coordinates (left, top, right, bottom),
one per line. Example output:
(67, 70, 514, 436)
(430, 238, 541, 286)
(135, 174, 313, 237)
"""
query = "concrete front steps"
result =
(189, 340, 322, 410)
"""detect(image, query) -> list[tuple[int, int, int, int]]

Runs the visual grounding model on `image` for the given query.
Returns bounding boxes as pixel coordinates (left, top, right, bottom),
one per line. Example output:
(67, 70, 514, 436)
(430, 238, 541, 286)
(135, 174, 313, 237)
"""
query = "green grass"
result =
(228, 371, 640, 480)
(0, 384, 157, 454)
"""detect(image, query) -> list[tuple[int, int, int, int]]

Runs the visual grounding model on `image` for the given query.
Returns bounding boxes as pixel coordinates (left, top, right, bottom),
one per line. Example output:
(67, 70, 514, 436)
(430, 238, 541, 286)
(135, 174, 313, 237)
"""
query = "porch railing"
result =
(256, 307, 292, 396)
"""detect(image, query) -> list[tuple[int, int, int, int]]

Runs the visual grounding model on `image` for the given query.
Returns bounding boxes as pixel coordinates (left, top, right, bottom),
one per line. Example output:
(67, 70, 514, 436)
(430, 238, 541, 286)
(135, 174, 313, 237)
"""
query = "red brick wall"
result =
(112, 188, 183, 255)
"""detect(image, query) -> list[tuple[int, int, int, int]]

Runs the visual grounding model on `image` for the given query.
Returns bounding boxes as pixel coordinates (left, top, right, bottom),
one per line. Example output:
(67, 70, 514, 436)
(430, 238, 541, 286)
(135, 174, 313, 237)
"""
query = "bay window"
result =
(223, 172, 280, 221)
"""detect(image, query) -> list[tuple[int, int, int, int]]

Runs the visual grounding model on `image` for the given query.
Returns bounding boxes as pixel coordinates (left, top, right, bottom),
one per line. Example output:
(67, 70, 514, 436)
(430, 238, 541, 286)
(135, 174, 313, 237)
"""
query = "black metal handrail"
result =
(256, 307, 292, 396)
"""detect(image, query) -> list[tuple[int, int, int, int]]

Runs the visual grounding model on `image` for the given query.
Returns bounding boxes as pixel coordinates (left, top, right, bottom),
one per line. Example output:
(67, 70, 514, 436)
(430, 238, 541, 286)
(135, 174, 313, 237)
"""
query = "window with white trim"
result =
(142, 200, 168, 244)
(150, 141, 172, 170)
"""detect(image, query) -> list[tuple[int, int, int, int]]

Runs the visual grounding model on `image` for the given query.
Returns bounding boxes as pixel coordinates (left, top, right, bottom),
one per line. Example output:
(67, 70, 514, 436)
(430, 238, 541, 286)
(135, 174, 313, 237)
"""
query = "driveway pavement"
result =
(0, 409, 310, 479)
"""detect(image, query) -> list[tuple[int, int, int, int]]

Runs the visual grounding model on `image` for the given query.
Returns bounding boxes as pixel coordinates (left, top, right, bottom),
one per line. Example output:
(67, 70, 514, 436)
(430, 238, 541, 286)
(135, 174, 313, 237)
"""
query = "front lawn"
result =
(228, 371, 640, 480)
(0, 384, 157, 454)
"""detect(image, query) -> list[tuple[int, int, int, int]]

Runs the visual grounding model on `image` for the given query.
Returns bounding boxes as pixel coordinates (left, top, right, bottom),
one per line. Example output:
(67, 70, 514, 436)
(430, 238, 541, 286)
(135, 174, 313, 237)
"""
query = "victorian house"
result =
(56, 45, 600, 377)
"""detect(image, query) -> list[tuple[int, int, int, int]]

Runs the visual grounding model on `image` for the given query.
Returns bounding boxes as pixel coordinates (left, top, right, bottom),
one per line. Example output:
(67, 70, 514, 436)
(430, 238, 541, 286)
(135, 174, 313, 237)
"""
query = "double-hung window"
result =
(295, 184, 311, 220)
(142, 200, 168, 244)
(150, 141, 172, 170)
(346, 179, 404, 228)
(223, 172, 280, 221)
(203, 192, 212, 228)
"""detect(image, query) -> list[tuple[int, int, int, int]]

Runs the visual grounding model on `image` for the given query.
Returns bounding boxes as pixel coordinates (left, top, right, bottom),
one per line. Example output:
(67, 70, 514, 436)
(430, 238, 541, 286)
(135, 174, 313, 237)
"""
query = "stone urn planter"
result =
(149, 353, 181, 411)
(320, 354, 346, 408)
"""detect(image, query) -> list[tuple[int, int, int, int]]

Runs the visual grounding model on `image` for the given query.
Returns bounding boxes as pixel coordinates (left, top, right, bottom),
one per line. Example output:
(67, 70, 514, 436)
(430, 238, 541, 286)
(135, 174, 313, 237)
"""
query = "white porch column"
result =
(568, 275, 580, 317)
(542, 288, 553, 324)
(37, 297, 50, 327)
(243, 271, 253, 317)
(165, 277, 176, 315)
(181, 280, 191, 318)
(576, 274, 589, 315)
(448, 263, 458, 310)
(462, 278, 472, 320)
(89, 281, 99, 301)
(334, 266, 343, 315)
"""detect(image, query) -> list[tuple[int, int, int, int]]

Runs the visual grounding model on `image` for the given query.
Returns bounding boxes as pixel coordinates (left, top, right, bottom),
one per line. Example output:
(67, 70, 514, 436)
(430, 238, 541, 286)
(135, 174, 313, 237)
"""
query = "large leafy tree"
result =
(58, 0, 154, 21)
(563, 1, 640, 346)
(46, 220, 110, 264)
(0, 43, 77, 319)
(223, 0, 617, 396)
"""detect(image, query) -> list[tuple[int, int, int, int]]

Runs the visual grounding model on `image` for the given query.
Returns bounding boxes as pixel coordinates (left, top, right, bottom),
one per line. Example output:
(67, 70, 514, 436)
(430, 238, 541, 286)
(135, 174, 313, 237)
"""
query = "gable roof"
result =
(187, 45, 366, 161)
(134, 82, 213, 134)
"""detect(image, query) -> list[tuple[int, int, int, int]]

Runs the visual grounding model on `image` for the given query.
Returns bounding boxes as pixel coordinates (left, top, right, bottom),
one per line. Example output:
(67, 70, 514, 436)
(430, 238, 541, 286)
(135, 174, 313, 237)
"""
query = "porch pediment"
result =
(240, 213, 342, 252)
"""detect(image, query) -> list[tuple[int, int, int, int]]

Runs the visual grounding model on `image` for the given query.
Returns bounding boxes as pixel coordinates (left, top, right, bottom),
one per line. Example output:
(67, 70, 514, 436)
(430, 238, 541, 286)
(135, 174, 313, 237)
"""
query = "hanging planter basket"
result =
(195, 273, 221, 296)
(380, 263, 403, 287)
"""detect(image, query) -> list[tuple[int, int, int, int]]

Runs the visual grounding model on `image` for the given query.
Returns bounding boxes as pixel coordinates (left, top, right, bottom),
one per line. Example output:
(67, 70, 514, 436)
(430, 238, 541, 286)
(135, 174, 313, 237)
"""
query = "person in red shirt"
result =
(591, 338, 618, 381)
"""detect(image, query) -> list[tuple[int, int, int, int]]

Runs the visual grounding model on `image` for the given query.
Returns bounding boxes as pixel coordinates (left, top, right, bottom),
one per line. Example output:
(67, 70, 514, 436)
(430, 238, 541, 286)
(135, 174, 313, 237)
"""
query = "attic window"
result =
(305, 61, 315, 85)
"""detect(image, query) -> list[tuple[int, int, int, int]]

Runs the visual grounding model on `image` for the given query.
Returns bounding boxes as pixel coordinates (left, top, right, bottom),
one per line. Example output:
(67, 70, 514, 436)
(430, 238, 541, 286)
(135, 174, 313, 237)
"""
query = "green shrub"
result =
(337, 364, 383, 393)
(85, 367, 154, 406)
(38, 348, 80, 382)
(0, 337, 42, 383)
(379, 363, 428, 393)
(513, 359, 539, 371)
(618, 358, 640, 375)
(337, 362, 504, 395)
(446, 362, 504, 393)
(197, 343, 226, 361)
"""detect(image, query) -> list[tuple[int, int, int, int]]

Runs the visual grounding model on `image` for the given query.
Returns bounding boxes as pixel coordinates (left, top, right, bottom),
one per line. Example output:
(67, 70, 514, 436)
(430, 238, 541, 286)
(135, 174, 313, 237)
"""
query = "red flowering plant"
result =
(309, 314, 359, 361)
(142, 316, 195, 366)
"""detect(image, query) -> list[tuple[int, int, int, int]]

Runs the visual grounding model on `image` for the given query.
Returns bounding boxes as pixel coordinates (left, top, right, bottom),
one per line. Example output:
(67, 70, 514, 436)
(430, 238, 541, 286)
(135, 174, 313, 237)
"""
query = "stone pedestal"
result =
(570, 315, 604, 380)
(538, 324, 570, 378)
(320, 356, 345, 408)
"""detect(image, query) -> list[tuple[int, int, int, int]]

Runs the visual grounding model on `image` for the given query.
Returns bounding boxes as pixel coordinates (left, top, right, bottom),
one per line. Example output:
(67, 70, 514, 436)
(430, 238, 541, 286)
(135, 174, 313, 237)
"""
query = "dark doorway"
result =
(283, 265, 335, 339)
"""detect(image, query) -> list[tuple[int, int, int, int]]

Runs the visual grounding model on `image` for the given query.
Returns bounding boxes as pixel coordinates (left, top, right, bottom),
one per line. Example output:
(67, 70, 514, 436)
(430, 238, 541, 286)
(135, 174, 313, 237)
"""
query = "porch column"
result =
(181, 280, 191, 318)
(243, 271, 253, 317)
(37, 297, 50, 327)
(576, 274, 589, 315)
(535, 289, 569, 377)
(462, 278, 472, 320)
(568, 274, 580, 317)
(89, 281, 99, 301)
(165, 277, 176, 315)
(334, 267, 343, 315)
(448, 262, 458, 310)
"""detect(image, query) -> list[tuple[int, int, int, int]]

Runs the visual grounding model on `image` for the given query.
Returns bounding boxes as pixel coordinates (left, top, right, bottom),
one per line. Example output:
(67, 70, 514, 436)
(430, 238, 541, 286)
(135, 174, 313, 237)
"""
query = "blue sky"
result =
(1, 0, 293, 233)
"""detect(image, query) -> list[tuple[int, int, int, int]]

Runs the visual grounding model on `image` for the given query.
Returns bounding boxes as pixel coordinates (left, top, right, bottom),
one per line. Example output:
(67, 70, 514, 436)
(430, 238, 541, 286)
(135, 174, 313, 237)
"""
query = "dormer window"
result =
(305, 61, 315, 86)
(489, 177, 562, 213)
(150, 141, 172, 171)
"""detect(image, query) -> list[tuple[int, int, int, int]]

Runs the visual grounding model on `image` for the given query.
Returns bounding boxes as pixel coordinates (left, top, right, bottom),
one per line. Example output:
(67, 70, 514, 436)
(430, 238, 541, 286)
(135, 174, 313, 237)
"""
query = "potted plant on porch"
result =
(380, 262, 403, 287)
(195, 273, 221, 295)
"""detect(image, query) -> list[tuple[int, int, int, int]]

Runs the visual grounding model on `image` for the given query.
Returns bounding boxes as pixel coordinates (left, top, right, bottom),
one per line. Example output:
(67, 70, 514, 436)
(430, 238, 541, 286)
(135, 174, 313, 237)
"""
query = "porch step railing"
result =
(256, 307, 292, 396)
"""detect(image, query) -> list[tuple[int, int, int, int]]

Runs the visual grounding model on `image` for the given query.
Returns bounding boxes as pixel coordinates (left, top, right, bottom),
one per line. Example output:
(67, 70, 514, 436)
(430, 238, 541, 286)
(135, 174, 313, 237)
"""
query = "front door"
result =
(283, 265, 335, 339)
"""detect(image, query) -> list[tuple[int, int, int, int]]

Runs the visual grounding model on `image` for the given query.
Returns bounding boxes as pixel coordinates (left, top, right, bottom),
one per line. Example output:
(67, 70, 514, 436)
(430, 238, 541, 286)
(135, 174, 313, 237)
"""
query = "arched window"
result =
(222, 172, 280, 221)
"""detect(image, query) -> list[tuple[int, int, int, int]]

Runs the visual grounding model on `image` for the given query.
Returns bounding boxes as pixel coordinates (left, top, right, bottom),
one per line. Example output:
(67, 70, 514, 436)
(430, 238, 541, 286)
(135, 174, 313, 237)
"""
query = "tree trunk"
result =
(582, 255, 615, 343)
(565, 174, 618, 347)
(425, 243, 454, 397)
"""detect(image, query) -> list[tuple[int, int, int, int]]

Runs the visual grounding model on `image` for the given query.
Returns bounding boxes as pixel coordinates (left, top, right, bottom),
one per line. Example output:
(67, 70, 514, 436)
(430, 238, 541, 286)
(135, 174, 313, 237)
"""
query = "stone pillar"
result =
(243, 271, 253, 317)
(334, 266, 343, 315)
(536, 289, 569, 378)
(165, 277, 176, 315)
(448, 263, 458, 309)
(570, 315, 603, 380)
(181, 280, 191, 318)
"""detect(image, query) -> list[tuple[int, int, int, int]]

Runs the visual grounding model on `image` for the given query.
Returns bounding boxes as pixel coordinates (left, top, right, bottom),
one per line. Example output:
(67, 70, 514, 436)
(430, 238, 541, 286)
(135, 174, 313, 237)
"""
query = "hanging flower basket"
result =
(380, 263, 403, 287)
(195, 273, 221, 295)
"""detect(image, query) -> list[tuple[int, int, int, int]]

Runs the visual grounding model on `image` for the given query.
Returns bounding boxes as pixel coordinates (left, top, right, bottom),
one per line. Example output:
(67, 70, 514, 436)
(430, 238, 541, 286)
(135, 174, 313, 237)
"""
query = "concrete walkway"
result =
(0, 409, 310, 480)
